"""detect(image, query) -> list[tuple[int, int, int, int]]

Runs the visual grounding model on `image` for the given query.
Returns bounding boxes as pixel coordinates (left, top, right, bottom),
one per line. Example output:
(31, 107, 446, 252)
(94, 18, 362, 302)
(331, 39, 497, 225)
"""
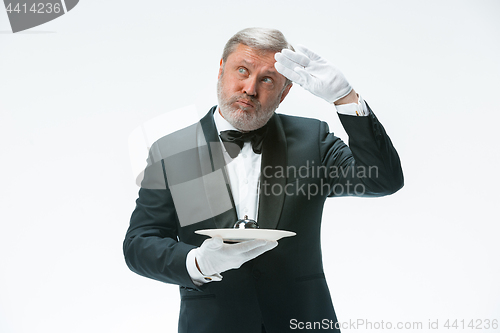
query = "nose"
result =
(242, 76, 258, 96)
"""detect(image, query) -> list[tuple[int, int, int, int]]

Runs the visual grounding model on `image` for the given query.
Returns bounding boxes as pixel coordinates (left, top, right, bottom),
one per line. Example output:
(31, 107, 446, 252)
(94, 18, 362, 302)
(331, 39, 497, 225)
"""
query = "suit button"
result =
(253, 269, 261, 280)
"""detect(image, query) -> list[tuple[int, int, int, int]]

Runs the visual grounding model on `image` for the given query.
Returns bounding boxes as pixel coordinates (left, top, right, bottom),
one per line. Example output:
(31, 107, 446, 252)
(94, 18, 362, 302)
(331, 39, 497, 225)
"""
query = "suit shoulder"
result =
(274, 113, 329, 146)
(275, 113, 323, 130)
(152, 121, 199, 147)
(146, 121, 201, 166)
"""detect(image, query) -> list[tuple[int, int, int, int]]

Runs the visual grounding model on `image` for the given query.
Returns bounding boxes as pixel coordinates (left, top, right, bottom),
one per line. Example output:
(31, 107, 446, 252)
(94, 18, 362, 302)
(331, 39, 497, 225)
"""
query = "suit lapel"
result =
(198, 107, 238, 229)
(197, 108, 287, 230)
(257, 113, 287, 229)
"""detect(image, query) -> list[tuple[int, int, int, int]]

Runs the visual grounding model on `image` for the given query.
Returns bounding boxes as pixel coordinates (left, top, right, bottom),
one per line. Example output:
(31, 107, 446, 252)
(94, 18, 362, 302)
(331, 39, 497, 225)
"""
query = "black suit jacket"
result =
(123, 105, 403, 332)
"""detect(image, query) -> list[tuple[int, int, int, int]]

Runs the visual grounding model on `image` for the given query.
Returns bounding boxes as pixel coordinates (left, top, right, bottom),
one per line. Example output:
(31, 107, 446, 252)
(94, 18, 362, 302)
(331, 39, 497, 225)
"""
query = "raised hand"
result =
(275, 44, 352, 104)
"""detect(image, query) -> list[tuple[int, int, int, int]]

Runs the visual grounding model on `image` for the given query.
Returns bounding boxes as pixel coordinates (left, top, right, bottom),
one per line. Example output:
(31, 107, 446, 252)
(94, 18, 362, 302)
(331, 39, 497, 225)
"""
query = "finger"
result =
(275, 52, 304, 71)
(293, 66, 313, 86)
(240, 240, 278, 260)
(275, 62, 305, 86)
(227, 239, 272, 255)
(280, 49, 311, 67)
(295, 44, 322, 61)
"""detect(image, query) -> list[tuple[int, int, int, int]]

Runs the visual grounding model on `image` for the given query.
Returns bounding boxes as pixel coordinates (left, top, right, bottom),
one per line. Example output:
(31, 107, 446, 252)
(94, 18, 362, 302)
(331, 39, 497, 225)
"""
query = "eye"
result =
(262, 77, 273, 84)
(238, 67, 248, 74)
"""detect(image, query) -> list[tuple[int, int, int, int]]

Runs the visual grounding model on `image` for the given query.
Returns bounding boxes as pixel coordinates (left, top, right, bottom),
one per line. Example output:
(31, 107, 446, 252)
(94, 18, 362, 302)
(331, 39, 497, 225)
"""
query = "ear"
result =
(279, 83, 293, 103)
(218, 59, 224, 79)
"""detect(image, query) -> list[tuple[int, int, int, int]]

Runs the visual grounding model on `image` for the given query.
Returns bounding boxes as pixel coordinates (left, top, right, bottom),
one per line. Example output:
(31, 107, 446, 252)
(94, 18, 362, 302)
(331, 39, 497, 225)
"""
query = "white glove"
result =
(274, 45, 352, 103)
(194, 237, 278, 276)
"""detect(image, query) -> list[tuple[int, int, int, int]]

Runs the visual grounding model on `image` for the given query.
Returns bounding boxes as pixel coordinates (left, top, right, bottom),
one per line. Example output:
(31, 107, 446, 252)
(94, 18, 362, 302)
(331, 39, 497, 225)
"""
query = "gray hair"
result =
(222, 27, 294, 87)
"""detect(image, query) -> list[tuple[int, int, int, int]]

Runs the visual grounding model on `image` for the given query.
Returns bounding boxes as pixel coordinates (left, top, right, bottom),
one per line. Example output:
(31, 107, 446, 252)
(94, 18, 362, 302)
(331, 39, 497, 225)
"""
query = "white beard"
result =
(216, 74, 281, 132)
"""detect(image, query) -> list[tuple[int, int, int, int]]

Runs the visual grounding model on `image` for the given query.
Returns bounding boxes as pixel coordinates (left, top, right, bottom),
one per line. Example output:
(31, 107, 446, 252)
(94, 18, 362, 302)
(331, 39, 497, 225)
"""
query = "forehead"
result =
(226, 44, 278, 71)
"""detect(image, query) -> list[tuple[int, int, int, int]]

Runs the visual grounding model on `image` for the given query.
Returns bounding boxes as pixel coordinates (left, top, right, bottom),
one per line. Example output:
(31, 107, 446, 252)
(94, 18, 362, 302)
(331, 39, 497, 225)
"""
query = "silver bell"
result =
(233, 215, 259, 229)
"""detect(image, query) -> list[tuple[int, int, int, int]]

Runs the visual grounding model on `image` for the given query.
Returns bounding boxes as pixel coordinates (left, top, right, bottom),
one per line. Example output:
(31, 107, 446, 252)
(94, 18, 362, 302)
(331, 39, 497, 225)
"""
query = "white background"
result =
(1, 0, 499, 332)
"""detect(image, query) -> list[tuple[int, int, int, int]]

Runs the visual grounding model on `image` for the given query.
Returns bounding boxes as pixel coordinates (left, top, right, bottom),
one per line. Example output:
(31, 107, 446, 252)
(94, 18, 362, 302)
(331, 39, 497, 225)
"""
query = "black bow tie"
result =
(219, 126, 268, 158)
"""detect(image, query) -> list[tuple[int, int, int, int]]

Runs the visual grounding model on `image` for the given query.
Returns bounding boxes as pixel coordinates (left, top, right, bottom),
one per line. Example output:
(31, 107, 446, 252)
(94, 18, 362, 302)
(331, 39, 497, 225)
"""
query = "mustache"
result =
(229, 94, 260, 108)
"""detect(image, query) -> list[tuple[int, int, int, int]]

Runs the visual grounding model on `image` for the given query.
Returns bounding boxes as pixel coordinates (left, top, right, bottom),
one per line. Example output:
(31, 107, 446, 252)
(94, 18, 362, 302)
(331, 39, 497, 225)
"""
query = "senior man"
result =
(124, 27, 403, 332)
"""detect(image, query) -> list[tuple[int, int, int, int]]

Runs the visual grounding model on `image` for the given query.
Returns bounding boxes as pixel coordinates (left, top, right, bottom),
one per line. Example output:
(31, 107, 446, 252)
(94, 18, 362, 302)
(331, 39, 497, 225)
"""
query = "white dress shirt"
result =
(186, 95, 369, 285)
(213, 109, 262, 221)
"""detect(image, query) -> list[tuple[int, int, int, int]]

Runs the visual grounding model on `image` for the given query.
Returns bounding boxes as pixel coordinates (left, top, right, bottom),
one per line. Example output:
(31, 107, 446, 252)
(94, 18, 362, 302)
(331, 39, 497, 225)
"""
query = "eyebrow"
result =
(240, 59, 279, 77)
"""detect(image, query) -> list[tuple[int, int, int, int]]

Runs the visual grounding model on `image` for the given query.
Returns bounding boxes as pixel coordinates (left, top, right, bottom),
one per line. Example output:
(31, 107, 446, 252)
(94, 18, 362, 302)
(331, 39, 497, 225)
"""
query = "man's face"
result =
(217, 44, 292, 132)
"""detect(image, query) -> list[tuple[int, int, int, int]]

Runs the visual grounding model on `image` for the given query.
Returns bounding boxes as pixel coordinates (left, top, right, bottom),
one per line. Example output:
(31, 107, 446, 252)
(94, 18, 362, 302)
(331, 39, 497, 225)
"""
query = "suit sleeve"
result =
(320, 102, 404, 196)
(123, 157, 200, 289)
